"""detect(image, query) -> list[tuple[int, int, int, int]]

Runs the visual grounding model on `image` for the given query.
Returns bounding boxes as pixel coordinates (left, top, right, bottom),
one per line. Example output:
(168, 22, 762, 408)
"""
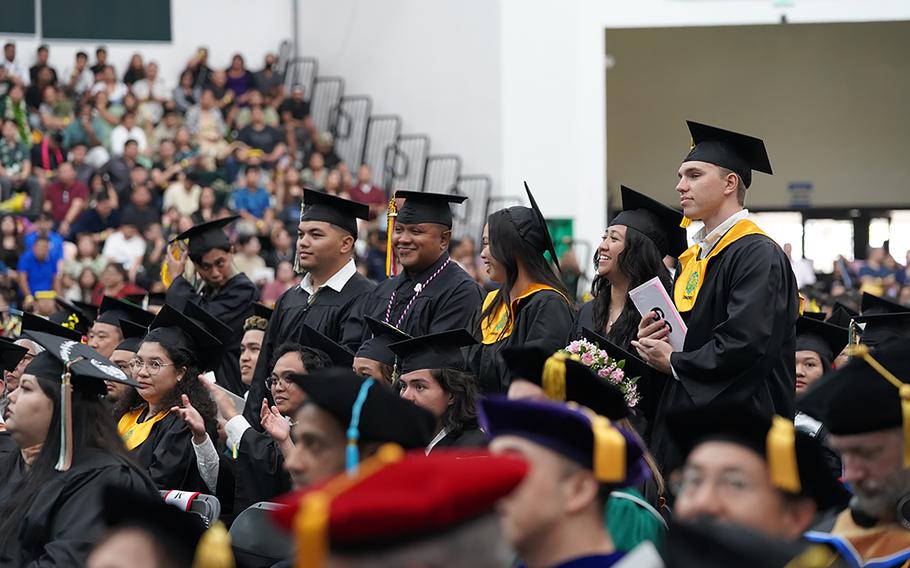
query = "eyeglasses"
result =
(672, 468, 763, 500)
(265, 375, 293, 390)
(129, 358, 176, 376)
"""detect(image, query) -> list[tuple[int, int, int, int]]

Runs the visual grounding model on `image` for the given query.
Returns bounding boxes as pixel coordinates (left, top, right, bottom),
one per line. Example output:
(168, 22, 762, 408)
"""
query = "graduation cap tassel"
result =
(385, 200, 398, 277)
(766, 416, 801, 493)
(679, 216, 692, 229)
(541, 352, 568, 402)
(591, 415, 626, 484)
(345, 379, 376, 475)
(55, 361, 76, 472)
(192, 521, 235, 568)
(295, 492, 330, 568)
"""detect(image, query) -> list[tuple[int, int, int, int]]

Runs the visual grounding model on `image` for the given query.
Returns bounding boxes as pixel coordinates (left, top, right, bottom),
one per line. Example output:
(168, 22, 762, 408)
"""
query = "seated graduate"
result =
(106, 319, 147, 421)
(352, 315, 410, 383)
(0, 339, 32, 456)
(501, 345, 668, 554)
(87, 485, 234, 568)
(239, 303, 272, 392)
(479, 396, 650, 568)
(272, 446, 528, 568)
(88, 296, 156, 359)
(282, 367, 436, 489)
(387, 329, 486, 453)
(0, 332, 157, 567)
(468, 183, 575, 395)
(117, 304, 221, 492)
(667, 404, 849, 542)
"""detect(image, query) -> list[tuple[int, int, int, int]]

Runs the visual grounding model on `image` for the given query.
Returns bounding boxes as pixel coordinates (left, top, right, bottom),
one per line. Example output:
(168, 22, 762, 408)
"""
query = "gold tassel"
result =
(385, 200, 398, 277)
(192, 521, 235, 568)
(798, 294, 806, 316)
(766, 416, 801, 493)
(679, 216, 692, 229)
(541, 352, 568, 402)
(783, 545, 839, 568)
(591, 415, 626, 484)
(55, 366, 74, 472)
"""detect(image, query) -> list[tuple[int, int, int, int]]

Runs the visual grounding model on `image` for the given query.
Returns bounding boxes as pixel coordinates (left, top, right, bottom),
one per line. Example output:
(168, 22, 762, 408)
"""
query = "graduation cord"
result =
(384, 257, 451, 328)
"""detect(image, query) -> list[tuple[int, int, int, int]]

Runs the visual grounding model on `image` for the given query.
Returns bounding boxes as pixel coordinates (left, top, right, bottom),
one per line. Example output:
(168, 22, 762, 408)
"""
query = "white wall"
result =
(4, 0, 293, 92)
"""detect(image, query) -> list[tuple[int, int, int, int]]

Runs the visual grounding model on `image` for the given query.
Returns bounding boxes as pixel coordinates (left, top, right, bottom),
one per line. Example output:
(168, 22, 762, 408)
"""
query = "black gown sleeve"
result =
(233, 428, 290, 512)
(670, 239, 794, 406)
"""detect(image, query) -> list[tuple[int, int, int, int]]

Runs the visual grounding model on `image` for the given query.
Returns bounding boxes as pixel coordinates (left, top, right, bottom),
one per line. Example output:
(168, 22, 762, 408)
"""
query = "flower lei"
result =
(562, 338, 641, 408)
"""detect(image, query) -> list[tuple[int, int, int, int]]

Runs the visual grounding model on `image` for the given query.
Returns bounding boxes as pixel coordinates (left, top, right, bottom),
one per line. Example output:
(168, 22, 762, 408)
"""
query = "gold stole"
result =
(674, 219, 767, 313)
(831, 510, 910, 564)
(480, 284, 571, 345)
(118, 407, 171, 451)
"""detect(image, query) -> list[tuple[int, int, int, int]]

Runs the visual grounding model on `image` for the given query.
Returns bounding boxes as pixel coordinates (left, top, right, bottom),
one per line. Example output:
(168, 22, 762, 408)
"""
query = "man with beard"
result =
(800, 338, 910, 566)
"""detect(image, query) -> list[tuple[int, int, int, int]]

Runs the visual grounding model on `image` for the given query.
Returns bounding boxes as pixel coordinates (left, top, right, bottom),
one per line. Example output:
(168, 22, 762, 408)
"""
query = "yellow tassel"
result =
(192, 521, 235, 568)
(591, 415, 626, 484)
(679, 216, 692, 229)
(541, 352, 568, 402)
(385, 200, 398, 277)
(766, 416, 801, 493)
(295, 492, 330, 568)
(846, 345, 910, 464)
(798, 294, 806, 316)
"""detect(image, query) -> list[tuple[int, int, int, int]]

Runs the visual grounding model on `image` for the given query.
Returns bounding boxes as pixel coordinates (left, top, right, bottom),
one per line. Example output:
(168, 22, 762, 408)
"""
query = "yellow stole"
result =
(674, 219, 767, 313)
(480, 284, 571, 345)
(831, 510, 910, 564)
(118, 407, 171, 451)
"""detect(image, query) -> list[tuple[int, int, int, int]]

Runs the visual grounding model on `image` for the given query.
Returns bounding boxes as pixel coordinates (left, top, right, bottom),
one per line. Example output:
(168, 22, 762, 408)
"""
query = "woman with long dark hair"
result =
(467, 184, 575, 394)
(117, 304, 220, 491)
(574, 186, 688, 351)
(0, 332, 156, 566)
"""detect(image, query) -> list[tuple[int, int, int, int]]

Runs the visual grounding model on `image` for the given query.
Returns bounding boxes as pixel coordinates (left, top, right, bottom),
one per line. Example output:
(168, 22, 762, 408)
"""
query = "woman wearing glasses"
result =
(117, 304, 221, 492)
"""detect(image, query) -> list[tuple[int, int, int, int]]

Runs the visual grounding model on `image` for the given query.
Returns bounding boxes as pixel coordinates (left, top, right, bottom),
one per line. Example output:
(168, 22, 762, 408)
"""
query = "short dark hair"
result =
(718, 166, 747, 205)
(96, 46, 107, 55)
(3, 43, 14, 50)
(124, 139, 139, 148)
(37, 45, 48, 53)
(427, 369, 479, 435)
(271, 342, 332, 373)
(76, 51, 88, 59)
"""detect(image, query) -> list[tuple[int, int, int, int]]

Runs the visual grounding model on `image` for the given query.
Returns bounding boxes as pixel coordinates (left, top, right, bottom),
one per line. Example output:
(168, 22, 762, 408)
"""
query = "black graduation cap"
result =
(0, 337, 28, 372)
(684, 121, 773, 189)
(50, 298, 95, 335)
(175, 215, 239, 259)
(386, 329, 477, 375)
(116, 319, 148, 353)
(252, 302, 274, 321)
(145, 304, 224, 372)
(827, 302, 857, 329)
(20, 311, 83, 343)
(503, 182, 561, 272)
(124, 292, 167, 310)
(610, 185, 689, 258)
(802, 312, 826, 321)
(24, 330, 138, 396)
(500, 345, 628, 421)
(355, 316, 412, 367)
(855, 292, 910, 348)
(290, 367, 435, 449)
(183, 301, 233, 358)
(300, 189, 369, 237)
(667, 404, 849, 511)
(795, 316, 849, 366)
(99, 486, 207, 568)
(97, 296, 155, 328)
(394, 190, 467, 228)
(300, 324, 354, 366)
(580, 327, 651, 382)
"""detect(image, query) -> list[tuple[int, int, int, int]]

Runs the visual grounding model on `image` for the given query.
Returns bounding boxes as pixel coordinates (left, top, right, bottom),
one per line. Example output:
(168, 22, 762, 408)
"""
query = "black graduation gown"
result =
(0, 449, 157, 567)
(242, 271, 375, 428)
(431, 426, 487, 451)
(128, 410, 208, 492)
(232, 427, 291, 513)
(342, 253, 483, 351)
(651, 234, 798, 471)
(167, 272, 258, 396)
(467, 289, 575, 394)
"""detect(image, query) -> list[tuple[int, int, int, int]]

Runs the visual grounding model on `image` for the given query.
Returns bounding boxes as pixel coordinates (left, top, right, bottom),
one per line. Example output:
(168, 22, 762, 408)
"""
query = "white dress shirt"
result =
(300, 258, 357, 296)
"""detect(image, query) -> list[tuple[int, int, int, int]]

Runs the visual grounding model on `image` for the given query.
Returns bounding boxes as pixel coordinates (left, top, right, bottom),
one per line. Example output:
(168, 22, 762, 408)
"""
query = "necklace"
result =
(384, 258, 451, 328)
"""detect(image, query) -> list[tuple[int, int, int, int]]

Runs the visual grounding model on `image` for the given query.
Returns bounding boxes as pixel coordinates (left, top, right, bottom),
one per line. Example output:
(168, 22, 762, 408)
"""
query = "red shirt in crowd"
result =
(44, 180, 89, 223)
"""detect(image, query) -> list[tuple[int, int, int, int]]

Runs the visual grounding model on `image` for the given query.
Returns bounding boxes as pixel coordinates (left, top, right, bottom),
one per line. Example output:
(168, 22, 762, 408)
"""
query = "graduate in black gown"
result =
(117, 304, 220, 492)
(634, 121, 799, 472)
(466, 183, 574, 394)
(343, 191, 483, 359)
(388, 329, 486, 452)
(0, 332, 156, 567)
(243, 190, 374, 428)
(351, 315, 411, 383)
(86, 296, 155, 359)
(164, 216, 258, 396)
(0, 339, 30, 458)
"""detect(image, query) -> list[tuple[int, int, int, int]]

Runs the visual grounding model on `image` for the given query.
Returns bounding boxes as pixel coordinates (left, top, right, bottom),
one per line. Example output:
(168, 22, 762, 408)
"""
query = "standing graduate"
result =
(0, 332, 156, 567)
(343, 191, 483, 356)
(634, 121, 799, 471)
(164, 216, 258, 396)
(243, 190, 374, 428)
(466, 183, 575, 394)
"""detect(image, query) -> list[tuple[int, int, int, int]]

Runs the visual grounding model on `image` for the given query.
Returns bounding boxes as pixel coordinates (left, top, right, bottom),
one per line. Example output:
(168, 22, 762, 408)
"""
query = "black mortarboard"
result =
(827, 302, 857, 329)
(499, 182, 561, 272)
(300, 189, 369, 237)
(115, 319, 148, 353)
(145, 304, 224, 371)
(500, 345, 628, 421)
(300, 324, 354, 366)
(355, 316, 412, 367)
(50, 298, 95, 335)
(124, 292, 167, 310)
(395, 190, 467, 228)
(252, 302, 274, 322)
(100, 486, 206, 568)
(175, 215, 239, 259)
(97, 296, 155, 328)
(795, 316, 849, 366)
(24, 331, 138, 396)
(290, 367, 435, 450)
(580, 327, 651, 382)
(855, 292, 910, 348)
(667, 404, 849, 511)
(0, 337, 28, 371)
(610, 185, 689, 257)
(387, 329, 477, 374)
(20, 311, 83, 342)
(802, 312, 826, 321)
(684, 121, 773, 189)
(182, 301, 232, 359)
